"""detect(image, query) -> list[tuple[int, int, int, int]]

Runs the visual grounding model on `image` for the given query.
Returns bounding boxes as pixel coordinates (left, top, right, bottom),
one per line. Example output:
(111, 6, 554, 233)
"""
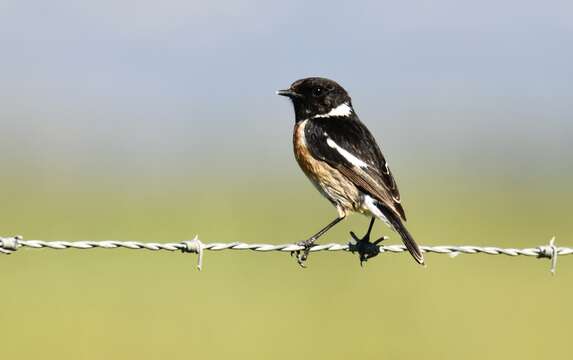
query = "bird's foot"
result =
(349, 225, 384, 267)
(291, 238, 316, 268)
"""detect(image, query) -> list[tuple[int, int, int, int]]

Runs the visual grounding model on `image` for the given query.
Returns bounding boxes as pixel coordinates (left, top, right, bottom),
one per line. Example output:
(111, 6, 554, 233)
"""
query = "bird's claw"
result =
(349, 224, 384, 267)
(290, 238, 315, 268)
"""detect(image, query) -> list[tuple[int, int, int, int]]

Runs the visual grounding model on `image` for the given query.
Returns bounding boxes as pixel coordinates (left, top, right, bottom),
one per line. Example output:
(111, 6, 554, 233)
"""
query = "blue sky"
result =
(1, 0, 572, 179)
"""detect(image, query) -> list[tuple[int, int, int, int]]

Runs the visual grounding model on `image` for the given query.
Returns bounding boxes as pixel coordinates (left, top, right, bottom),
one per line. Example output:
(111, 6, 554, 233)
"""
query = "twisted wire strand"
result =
(0, 236, 567, 273)
(5, 239, 572, 256)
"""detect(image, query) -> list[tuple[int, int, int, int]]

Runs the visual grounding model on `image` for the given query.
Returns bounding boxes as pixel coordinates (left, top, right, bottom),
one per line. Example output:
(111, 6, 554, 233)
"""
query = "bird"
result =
(277, 77, 424, 266)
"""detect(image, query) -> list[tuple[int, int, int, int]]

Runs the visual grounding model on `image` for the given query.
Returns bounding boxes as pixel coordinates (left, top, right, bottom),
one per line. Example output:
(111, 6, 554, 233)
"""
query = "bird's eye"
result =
(312, 86, 324, 97)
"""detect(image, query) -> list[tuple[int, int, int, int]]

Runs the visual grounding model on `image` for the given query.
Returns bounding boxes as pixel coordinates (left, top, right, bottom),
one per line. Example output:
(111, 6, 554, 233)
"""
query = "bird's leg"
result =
(349, 217, 384, 266)
(293, 216, 344, 267)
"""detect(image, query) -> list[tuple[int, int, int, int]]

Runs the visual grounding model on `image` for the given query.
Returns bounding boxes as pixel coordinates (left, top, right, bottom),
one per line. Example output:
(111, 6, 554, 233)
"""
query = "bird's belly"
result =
(293, 121, 362, 214)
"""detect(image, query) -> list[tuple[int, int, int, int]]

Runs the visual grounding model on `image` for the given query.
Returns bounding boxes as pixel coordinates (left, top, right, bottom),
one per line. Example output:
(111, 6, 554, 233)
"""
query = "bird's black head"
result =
(277, 77, 353, 122)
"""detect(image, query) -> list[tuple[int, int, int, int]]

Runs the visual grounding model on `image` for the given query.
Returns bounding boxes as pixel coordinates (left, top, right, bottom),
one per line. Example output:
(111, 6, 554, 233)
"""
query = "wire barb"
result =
(181, 236, 204, 271)
(537, 236, 558, 275)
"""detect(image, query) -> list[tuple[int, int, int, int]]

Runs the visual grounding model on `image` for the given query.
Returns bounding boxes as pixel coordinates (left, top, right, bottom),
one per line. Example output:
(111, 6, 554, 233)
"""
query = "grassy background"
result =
(1, 172, 572, 359)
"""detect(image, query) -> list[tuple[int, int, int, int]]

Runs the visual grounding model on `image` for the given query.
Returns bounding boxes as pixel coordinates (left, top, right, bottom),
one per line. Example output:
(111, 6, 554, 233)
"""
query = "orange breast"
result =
(292, 120, 361, 215)
(293, 121, 319, 179)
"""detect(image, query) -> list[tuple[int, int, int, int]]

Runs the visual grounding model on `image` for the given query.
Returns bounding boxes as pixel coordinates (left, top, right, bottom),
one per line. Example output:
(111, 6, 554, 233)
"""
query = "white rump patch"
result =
(326, 137, 369, 168)
(363, 195, 391, 227)
(315, 103, 353, 118)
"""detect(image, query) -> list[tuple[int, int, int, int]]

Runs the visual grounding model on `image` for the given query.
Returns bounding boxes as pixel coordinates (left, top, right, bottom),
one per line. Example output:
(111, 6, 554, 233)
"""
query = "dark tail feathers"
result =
(392, 219, 424, 265)
(378, 206, 424, 265)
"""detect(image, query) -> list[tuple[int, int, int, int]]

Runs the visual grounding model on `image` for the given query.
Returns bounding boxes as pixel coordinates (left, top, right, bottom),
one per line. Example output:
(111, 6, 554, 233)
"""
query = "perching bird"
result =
(277, 77, 424, 266)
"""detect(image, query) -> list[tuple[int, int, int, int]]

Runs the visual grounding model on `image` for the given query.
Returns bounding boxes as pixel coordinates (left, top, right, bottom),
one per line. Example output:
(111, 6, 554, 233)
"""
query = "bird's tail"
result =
(365, 197, 425, 265)
(390, 217, 425, 265)
(374, 203, 424, 265)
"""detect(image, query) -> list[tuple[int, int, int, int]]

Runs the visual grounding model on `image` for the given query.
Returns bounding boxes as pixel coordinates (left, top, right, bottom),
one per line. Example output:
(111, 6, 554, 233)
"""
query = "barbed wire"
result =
(1, 235, 568, 273)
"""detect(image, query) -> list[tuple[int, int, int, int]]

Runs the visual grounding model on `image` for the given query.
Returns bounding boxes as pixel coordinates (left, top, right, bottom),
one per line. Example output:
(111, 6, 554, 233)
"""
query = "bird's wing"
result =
(304, 116, 406, 221)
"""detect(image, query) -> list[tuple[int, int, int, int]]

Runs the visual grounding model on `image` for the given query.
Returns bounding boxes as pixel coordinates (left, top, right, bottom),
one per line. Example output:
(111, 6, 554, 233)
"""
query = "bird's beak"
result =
(276, 89, 301, 98)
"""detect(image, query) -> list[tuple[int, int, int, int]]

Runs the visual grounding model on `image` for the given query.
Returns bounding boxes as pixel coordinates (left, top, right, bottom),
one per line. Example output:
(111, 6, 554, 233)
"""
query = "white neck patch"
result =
(314, 103, 353, 118)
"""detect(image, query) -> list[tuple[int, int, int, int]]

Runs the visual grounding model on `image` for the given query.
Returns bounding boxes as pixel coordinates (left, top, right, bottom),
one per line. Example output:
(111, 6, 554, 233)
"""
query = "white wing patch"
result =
(326, 137, 369, 168)
(363, 195, 392, 227)
(315, 103, 353, 118)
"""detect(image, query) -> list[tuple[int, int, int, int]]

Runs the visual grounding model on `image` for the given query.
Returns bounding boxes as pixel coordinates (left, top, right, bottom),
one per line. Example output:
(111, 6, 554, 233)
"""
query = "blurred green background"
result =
(1, 1, 572, 359)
